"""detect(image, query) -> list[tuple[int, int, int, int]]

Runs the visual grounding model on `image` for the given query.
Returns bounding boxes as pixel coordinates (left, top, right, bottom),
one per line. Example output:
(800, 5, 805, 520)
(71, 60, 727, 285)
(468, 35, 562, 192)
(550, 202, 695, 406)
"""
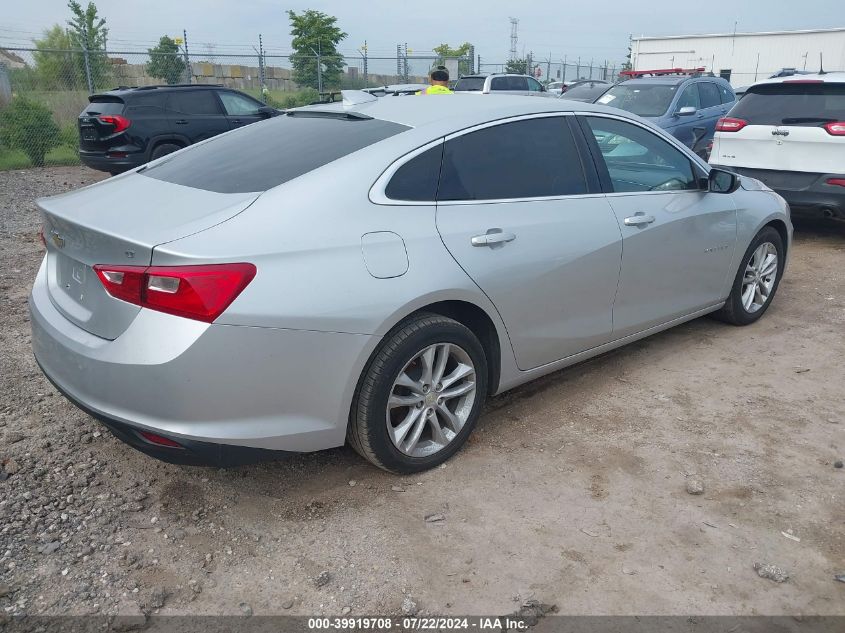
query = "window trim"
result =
(370, 112, 598, 206)
(575, 112, 710, 197)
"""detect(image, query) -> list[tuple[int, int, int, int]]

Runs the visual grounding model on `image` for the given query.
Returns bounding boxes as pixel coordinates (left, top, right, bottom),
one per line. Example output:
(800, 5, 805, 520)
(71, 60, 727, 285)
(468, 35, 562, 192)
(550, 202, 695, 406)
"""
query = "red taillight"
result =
(98, 114, 131, 134)
(827, 178, 845, 188)
(716, 117, 747, 132)
(93, 263, 256, 323)
(138, 431, 182, 448)
(823, 122, 845, 136)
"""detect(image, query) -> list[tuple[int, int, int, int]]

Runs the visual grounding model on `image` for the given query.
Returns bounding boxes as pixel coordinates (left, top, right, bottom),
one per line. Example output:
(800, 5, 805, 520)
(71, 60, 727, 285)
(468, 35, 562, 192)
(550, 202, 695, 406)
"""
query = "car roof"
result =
(96, 84, 230, 97)
(459, 73, 531, 79)
(749, 71, 845, 87)
(295, 93, 629, 130)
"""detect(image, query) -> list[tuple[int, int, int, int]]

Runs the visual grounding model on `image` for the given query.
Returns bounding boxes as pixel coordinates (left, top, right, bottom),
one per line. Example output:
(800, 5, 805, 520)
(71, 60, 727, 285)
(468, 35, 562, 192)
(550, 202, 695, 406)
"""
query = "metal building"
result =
(632, 27, 845, 87)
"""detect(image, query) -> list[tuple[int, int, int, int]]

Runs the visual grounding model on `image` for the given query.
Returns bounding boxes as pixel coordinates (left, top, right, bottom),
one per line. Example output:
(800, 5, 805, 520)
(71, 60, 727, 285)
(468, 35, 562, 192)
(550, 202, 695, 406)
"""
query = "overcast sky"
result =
(2, 0, 841, 64)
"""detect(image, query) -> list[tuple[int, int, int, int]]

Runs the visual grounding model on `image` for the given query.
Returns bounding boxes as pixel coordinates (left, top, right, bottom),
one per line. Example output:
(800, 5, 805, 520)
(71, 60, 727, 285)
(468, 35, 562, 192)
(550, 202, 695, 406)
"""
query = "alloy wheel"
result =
(385, 343, 477, 457)
(741, 242, 778, 313)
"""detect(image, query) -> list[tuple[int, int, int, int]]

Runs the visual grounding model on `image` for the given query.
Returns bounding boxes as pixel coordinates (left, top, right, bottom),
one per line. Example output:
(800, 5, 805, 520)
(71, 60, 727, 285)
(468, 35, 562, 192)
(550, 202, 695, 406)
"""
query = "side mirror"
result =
(676, 106, 697, 117)
(708, 168, 739, 193)
(257, 105, 279, 118)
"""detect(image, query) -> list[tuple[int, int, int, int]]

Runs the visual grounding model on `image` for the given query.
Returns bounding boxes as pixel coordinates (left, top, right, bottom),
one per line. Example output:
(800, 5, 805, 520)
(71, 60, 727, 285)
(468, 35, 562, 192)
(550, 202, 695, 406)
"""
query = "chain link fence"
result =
(478, 60, 621, 83)
(0, 44, 620, 170)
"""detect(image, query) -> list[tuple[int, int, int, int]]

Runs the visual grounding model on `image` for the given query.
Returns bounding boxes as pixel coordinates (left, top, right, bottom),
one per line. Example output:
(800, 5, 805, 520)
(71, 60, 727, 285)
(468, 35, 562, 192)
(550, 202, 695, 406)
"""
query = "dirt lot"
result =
(0, 166, 843, 620)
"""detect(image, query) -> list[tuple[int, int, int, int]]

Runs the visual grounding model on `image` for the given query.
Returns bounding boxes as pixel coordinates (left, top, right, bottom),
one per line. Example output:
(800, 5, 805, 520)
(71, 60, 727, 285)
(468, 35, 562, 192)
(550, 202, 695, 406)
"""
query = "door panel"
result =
(438, 199, 623, 369)
(167, 90, 229, 143)
(433, 115, 622, 370)
(218, 90, 265, 129)
(581, 115, 737, 337)
(605, 191, 736, 336)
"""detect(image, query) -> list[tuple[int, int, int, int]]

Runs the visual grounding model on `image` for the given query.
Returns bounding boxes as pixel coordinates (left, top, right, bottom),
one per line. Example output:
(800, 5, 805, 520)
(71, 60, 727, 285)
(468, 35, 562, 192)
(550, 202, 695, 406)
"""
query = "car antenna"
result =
(819, 52, 826, 75)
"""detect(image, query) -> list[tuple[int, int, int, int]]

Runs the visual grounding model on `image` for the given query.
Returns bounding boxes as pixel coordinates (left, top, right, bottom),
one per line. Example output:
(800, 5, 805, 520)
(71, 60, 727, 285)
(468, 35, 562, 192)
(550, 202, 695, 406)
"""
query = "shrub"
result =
(0, 96, 61, 167)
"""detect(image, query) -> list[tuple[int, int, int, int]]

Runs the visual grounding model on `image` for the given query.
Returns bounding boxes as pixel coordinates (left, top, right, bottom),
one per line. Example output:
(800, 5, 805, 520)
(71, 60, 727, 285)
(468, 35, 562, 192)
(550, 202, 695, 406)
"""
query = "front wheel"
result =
(348, 313, 488, 473)
(713, 226, 784, 325)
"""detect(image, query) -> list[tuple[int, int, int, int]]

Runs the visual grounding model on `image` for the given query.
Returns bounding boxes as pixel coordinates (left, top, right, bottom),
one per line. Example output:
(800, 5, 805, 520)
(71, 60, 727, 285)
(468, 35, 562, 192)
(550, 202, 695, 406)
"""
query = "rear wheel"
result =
(150, 143, 182, 160)
(713, 226, 784, 325)
(348, 313, 487, 473)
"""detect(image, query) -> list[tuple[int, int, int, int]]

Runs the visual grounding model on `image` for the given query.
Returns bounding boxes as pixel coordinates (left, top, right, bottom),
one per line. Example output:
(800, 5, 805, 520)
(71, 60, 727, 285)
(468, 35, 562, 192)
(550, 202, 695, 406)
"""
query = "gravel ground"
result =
(0, 167, 843, 621)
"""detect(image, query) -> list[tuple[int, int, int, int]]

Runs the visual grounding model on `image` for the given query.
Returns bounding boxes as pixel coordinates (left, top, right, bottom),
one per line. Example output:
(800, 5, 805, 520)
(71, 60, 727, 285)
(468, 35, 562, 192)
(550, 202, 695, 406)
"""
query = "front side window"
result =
(527, 78, 543, 92)
(491, 76, 529, 91)
(676, 84, 701, 111)
(438, 117, 588, 201)
(584, 117, 698, 193)
(597, 83, 678, 117)
(168, 90, 221, 115)
(218, 91, 262, 116)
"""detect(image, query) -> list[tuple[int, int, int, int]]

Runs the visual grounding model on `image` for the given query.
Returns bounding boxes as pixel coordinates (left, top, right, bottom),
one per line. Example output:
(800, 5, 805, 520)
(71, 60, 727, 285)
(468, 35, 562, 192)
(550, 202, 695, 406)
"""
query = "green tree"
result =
(66, 1, 110, 90)
(621, 37, 633, 72)
(433, 42, 473, 76)
(505, 58, 529, 74)
(146, 36, 186, 84)
(287, 9, 347, 90)
(0, 97, 61, 167)
(33, 25, 80, 89)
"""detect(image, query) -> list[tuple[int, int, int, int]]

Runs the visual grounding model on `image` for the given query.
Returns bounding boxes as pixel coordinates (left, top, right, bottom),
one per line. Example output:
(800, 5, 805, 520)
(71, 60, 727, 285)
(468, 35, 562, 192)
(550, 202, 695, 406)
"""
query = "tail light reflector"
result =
(716, 117, 747, 132)
(826, 178, 845, 188)
(823, 122, 845, 136)
(93, 263, 256, 323)
(138, 431, 182, 448)
(98, 114, 131, 134)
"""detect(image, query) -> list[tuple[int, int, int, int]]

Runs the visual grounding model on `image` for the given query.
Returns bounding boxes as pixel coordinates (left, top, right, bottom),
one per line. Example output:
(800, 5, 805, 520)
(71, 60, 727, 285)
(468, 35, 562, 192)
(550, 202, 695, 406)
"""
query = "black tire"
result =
(712, 226, 784, 325)
(348, 313, 488, 474)
(150, 143, 182, 160)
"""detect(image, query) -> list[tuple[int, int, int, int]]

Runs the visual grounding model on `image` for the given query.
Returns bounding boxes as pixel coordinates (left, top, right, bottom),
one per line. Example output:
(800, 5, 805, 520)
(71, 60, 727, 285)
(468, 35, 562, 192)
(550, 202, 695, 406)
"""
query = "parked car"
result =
(453, 73, 552, 96)
(547, 81, 568, 95)
(78, 84, 279, 175)
(32, 94, 791, 473)
(710, 72, 845, 219)
(596, 73, 736, 157)
(769, 68, 815, 79)
(559, 80, 611, 102)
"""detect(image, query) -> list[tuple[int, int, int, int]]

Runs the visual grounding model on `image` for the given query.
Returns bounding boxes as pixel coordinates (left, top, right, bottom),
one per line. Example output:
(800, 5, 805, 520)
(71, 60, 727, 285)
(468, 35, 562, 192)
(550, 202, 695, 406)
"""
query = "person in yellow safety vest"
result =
(416, 65, 454, 95)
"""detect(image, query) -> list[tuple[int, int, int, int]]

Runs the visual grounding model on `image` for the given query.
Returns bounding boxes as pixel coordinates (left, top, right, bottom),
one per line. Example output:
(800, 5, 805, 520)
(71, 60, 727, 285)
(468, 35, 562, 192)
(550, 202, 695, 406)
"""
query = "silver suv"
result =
(453, 73, 552, 97)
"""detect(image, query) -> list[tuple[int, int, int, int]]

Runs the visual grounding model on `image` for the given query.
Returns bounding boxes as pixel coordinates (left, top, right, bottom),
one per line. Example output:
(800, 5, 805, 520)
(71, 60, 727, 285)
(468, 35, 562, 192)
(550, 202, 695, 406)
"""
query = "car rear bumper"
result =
(713, 166, 845, 219)
(79, 148, 147, 173)
(29, 257, 376, 465)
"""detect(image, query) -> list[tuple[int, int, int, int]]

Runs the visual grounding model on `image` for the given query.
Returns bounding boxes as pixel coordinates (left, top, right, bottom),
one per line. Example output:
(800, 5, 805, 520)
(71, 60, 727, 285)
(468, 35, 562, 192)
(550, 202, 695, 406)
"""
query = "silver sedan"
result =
(30, 93, 792, 473)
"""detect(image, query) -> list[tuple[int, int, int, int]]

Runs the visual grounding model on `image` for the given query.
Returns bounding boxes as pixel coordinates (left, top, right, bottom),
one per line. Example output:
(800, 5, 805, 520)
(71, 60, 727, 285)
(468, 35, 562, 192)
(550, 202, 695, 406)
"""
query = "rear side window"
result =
(143, 114, 408, 193)
(491, 76, 529, 91)
(718, 83, 735, 104)
(454, 77, 485, 92)
(699, 82, 722, 109)
(729, 82, 845, 126)
(83, 98, 124, 115)
(385, 144, 443, 201)
(125, 92, 168, 114)
(168, 90, 221, 115)
(438, 117, 588, 201)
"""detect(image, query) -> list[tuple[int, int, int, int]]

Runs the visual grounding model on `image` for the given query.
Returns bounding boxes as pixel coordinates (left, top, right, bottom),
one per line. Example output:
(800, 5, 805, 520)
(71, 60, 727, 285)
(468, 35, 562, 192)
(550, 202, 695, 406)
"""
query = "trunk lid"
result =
(78, 96, 127, 150)
(38, 173, 260, 339)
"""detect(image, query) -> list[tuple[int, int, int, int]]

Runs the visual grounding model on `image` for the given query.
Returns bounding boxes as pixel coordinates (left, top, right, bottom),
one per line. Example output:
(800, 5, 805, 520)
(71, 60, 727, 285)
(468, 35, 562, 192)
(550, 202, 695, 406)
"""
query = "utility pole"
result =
(257, 34, 266, 102)
(509, 17, 519, 61)
(396, 43, 402, 80)
(310, 40, 322, 95)
(546, 53, 551, 82)
(403, 42, 409, 83)
(360, 41, 368, 88)
(183, 29, 190, 84)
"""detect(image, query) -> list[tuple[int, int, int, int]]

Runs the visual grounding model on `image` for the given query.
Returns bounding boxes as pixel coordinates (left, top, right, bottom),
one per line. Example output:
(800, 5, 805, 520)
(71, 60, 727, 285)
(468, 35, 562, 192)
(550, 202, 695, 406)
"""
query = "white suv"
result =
(453, 73, 553, 97)
(710, 72, 845, 219)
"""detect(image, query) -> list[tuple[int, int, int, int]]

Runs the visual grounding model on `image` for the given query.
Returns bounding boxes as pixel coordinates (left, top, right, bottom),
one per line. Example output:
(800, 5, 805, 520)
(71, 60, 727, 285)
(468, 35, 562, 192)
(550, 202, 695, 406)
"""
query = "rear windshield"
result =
(83, 98, 124, 115)
(562, 82, 610, 102)
(143, 113, 408, 193)
(454, 77, 486, 92)
(730, 82, 845, 126)
(597, 83, 678, 117)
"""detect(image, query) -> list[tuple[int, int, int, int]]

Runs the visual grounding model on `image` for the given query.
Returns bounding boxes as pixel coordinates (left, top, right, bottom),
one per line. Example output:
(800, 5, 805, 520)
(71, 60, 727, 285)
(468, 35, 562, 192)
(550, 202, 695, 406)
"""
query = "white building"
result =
(632, 28, 845, 87)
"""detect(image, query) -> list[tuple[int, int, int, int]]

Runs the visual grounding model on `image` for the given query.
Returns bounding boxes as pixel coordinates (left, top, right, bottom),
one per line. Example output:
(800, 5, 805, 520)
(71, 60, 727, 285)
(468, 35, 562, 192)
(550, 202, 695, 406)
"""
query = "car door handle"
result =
(231, 119, 242, 124)
(623, 214, 656, 226)
(471, 230, 516, 247)
(175, 119, 189, 125)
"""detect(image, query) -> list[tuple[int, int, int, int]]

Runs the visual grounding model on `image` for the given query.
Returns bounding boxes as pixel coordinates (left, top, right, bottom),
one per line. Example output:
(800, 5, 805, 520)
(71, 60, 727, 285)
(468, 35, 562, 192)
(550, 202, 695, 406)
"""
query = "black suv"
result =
(78, 85, 279, 174)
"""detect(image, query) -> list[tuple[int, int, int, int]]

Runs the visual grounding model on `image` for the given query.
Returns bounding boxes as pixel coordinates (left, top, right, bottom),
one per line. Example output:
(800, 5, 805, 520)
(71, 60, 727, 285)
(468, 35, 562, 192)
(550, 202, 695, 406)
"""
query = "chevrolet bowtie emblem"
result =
(51, 232, 65, 248)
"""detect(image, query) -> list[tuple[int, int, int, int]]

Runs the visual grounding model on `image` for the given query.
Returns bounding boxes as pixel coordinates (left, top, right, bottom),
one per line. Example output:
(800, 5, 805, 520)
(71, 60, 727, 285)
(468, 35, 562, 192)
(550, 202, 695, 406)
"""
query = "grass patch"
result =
(0, 145, 80, 171)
